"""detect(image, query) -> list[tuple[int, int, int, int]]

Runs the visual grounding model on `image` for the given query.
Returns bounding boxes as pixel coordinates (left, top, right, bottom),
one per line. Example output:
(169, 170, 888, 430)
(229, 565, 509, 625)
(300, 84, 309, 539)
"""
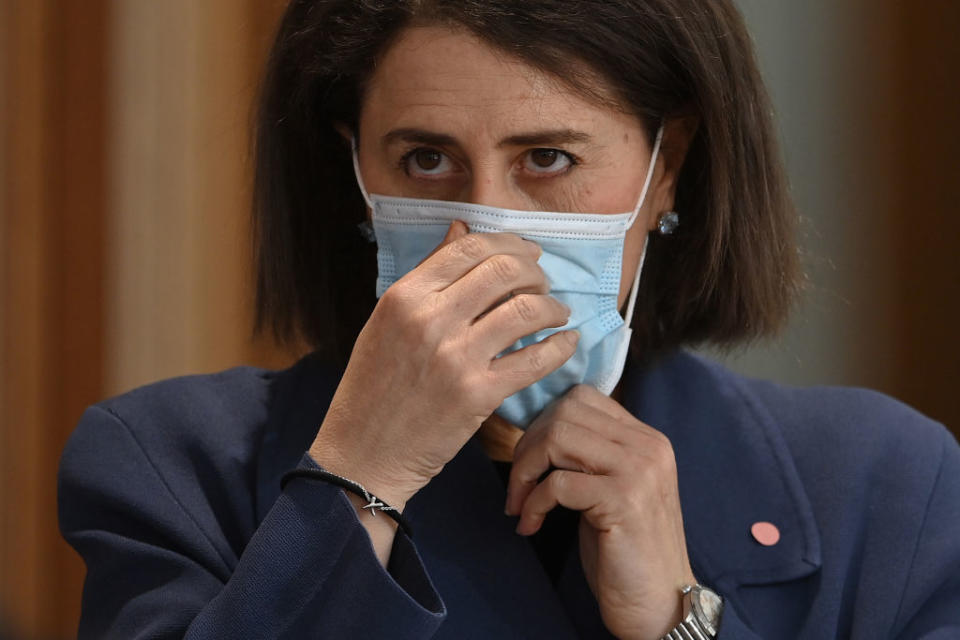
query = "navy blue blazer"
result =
(59, 351, 960, 639)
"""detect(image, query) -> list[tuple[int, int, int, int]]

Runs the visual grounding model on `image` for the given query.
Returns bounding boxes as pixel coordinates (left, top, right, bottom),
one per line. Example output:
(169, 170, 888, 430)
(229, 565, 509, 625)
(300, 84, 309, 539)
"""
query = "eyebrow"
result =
(382, 127, 592, 149)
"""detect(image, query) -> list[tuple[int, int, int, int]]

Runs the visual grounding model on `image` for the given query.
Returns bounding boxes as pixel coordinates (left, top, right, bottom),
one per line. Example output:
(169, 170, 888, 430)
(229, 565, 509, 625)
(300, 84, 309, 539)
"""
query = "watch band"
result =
(659, 583, 723, 640)
(661, 618, 711, 640)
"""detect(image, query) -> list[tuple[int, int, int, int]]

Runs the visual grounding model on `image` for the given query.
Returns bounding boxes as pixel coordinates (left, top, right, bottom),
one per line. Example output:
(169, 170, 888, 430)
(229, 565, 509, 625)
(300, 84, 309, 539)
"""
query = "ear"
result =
(647, 114, 699, 229)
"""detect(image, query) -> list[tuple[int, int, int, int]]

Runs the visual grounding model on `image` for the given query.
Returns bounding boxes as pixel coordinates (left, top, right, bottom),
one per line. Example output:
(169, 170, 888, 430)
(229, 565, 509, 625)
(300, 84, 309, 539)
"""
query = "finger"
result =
(468, 294, 570, 359)
(563, 384, 635, 423)
(506, 419, 625, 515)
(415, 231, 542, 290)
(415, 219, 469, 268)
(515, 470, 609, 536)
(439, 253, 551, 321)
(532, 393, 637, 448)
(562, 385, 669, 443)
(487, 329, 579, 397)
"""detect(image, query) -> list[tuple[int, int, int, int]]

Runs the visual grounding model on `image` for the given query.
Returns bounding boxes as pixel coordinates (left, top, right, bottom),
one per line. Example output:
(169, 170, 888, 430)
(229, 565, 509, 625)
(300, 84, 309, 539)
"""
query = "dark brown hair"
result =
(253, 0, 799, 368)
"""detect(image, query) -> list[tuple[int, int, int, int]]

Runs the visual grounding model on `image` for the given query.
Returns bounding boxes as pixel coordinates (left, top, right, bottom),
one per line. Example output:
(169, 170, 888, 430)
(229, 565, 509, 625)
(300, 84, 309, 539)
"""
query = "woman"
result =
(59, 1, 960, 638)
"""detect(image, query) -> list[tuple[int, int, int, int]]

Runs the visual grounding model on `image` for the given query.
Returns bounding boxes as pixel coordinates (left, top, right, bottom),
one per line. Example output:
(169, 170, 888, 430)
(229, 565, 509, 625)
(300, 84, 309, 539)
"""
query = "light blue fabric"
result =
(369, 196, 638, 428)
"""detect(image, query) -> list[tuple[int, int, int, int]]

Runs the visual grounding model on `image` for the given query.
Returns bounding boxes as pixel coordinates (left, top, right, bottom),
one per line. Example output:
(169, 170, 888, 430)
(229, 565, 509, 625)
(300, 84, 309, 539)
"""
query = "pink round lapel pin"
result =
(751, 521, 781, 546)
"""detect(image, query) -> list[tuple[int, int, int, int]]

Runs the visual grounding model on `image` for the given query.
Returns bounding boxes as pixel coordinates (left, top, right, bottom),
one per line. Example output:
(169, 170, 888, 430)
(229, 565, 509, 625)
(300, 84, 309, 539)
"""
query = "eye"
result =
(402, 148, 454, 177)
(522, 148, 574, 175)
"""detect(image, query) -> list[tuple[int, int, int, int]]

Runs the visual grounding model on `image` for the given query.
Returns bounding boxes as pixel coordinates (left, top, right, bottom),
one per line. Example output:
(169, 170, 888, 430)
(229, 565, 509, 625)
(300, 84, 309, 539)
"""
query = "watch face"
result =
(692, 586, 723, 635)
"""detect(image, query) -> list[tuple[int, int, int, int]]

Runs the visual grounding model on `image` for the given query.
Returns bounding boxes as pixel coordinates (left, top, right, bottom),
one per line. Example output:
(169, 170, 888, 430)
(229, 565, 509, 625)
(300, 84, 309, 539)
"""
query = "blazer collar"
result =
(620, 351, 822, 592)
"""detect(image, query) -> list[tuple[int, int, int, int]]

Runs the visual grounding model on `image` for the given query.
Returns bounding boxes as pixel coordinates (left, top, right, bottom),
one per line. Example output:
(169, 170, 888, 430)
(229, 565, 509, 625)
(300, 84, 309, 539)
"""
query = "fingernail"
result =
(565, 329, 580, 344)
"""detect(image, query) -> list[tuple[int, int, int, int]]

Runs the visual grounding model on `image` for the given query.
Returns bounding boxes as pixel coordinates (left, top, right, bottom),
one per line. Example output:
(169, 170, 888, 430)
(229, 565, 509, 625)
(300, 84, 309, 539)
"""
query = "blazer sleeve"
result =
(891, 426, 960, 639)
(58, 405, 446, 640)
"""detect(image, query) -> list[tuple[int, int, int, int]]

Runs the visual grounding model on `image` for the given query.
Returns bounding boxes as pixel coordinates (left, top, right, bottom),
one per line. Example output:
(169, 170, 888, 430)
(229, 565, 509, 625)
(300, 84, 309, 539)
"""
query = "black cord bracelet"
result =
(281, 468, 413, 538)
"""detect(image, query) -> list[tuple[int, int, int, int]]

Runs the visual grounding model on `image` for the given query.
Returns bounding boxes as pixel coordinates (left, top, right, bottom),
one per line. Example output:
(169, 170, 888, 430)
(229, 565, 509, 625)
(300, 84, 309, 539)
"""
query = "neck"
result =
(477, 414, 524, 462)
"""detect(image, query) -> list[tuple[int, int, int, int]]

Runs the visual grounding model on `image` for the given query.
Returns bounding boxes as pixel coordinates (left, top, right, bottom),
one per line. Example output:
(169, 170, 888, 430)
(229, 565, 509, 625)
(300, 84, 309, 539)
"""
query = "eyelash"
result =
(397, 147, 580, 178)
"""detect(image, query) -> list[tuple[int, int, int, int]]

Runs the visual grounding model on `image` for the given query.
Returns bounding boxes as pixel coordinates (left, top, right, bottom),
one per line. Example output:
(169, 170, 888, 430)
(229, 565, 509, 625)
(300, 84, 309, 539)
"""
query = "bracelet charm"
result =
(281, 467, 413, 537)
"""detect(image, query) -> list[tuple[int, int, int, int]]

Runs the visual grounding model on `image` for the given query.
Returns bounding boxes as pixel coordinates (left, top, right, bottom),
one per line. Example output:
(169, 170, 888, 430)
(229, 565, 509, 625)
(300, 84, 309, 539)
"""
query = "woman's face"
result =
(355, 26, 682, 309)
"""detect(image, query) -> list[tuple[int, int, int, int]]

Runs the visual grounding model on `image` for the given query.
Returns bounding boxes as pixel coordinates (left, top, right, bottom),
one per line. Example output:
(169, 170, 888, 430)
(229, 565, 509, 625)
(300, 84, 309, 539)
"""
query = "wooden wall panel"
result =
(1, 0, 108, 636)
(1, 1, 286, 637)
(893, 3, 960, 432)
(1, 2, 53, 634)
(47, 2, 110, 632)
(106, 0, 291, 396)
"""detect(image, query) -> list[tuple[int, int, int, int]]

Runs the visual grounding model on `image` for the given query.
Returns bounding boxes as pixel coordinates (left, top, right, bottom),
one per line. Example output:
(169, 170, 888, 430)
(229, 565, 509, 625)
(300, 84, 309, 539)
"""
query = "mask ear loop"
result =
(623, 124, 664, 329)
(351, 135, 375, 210)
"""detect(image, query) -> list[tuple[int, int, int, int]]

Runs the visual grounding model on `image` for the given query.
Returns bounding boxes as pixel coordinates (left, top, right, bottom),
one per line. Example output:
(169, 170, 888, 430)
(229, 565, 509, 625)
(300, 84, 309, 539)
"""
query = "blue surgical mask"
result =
(351, 126, 663, 428)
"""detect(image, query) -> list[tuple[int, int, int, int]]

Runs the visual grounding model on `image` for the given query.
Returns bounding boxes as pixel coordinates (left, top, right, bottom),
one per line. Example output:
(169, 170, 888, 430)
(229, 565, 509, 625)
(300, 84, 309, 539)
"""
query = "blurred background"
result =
(1, 0, 957, 637)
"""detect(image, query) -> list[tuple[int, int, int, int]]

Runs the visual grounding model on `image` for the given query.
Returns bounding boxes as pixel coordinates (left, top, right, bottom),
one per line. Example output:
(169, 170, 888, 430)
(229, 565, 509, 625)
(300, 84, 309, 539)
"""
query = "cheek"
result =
(532, 175, 641, 215)
(539, 180, 596, 213)
(571, 165, 649, 214)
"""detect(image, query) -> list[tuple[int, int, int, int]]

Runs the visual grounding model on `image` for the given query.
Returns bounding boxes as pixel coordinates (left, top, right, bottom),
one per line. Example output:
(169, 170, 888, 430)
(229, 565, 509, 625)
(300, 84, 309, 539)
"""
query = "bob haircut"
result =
(253, 0, 799, 369)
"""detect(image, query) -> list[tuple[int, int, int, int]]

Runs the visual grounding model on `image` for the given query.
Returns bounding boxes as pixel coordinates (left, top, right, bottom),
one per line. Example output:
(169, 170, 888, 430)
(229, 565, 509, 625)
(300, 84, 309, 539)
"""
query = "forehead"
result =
(360, 25, 631, 139)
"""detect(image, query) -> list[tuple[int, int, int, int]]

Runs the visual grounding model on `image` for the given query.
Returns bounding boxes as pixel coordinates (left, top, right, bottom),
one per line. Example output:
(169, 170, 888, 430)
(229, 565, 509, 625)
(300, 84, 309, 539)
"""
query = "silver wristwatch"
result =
(659, 583, 723, 640)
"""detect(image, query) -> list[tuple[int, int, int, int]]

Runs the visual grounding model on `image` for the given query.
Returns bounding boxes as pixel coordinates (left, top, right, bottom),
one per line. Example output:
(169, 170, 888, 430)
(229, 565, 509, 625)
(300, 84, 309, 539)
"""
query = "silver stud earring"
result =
(657, 211, 679, 235)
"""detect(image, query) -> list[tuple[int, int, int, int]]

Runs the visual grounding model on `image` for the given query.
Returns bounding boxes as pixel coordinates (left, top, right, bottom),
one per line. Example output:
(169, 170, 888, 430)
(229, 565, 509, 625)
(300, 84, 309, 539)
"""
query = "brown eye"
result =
(414, 149, 442, 171)
(403, 147, 453, 177)
(523, 148, 573, 175)
(530, 149, 558, 168)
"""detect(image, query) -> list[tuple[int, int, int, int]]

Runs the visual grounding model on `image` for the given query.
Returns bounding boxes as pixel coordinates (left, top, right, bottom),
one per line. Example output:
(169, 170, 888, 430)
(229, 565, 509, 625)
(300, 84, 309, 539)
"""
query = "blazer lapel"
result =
(405, 437, 581, 639)
(619, 351, 822, 595)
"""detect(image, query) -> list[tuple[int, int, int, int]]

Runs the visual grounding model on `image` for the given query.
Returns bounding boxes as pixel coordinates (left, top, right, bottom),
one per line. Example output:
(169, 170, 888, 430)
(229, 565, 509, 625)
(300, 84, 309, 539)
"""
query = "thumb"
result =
(418, 219, 469, 266)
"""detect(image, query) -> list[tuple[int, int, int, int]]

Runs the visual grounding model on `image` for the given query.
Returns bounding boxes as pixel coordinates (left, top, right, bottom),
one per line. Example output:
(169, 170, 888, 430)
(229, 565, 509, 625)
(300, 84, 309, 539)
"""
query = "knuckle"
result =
(434, 335, 454, 359)
(450, 369, 491, 411)
(644, 440, 676, 477)
(548, 420, 571, 447)
(525, 346, 548, 374)
(568, 384, 593, 402)
(549, 400, 572, 423)
(511, 295, 538, 323)
(434, 340, 464, 376)
(651, 431, 675, 457)
(557, 398, 589, 424)
(655, 443, 677, 474)
(548, 338, 571, 365)
(487, 254, 520, 284)
(548, 470, 569, 493)
(458, 375, 488, 409)
(377, 285, 405, 315)
(408, 306, 439, 342)
(379, 294, 421, 337)
(454, 234, 487, 260)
